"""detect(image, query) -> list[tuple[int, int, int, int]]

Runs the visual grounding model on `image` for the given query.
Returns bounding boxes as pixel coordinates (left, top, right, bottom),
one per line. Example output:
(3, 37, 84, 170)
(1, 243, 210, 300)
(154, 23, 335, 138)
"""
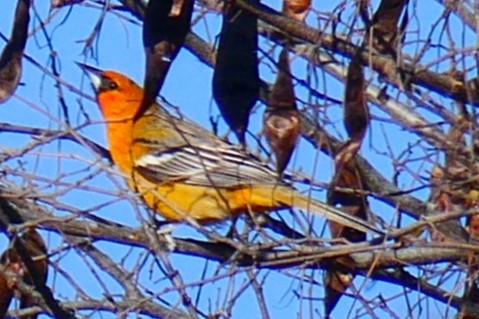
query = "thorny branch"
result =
(0, 0, 477, 317)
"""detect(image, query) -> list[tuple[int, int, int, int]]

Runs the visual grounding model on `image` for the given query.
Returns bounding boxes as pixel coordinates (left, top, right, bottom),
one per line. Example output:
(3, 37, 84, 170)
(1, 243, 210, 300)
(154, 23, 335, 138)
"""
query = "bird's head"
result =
(77, 63, 144, 121)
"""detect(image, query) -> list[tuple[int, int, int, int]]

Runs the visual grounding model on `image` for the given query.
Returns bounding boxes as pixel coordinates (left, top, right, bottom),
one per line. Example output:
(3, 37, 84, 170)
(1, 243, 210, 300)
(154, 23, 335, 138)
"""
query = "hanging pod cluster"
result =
(0, 0, 30, 104)
(213, 0, 260, 145)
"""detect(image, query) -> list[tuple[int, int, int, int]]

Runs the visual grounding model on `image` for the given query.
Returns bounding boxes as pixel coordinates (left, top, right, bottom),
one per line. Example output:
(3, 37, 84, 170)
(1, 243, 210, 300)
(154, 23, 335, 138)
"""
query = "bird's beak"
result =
(76, 62, 103, 93)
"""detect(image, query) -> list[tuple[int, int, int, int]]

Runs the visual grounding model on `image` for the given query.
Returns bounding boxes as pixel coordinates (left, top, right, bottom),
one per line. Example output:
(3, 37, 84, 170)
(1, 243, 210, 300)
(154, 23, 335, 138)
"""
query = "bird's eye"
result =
(108, 81, 119, 90)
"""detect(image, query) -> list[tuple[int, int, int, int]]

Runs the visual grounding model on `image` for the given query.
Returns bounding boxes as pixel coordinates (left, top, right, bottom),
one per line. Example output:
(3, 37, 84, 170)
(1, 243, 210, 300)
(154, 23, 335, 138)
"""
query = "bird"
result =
(78, 63, 382, 234)
(0, 228, 48, 319)
(0, 0, 30, 104)
(212, 0, 260, 145)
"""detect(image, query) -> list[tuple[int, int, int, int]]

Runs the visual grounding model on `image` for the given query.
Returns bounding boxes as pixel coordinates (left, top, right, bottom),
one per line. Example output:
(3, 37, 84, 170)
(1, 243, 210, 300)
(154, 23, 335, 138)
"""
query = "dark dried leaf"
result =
(334, 139, 362, 168)
(328, 163, 367, 241)
(51, 0, 84, 7)
(269, 47, 295, 108)
(264, 47, 299, 175)
(0, 0, 30, 104)
(344, 50, 368, 140)
(368, 0, 408, 55)
(282, 0, 311, 21)
(467, 214, 479, 240)
(429, 118, 479, 213)
(213, 0, 260, 144)
(336, 50, 368, 166)
(140, 0, 194, 115)
(325, 162, 368, 315)
(0, 228, 48, 319)
(458, 279, 479, 319)
(0, 271, 13, 319)
(324, 270, 354, 316)
(264, 110, 300, 175)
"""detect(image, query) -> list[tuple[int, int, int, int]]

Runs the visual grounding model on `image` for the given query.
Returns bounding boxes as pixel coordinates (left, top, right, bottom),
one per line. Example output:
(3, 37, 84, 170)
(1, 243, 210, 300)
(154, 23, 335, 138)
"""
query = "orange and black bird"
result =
(0, 0, 30, 104)
(78, 63, 382, 234)
(213, 0, 260, 145)
(0, 228, 48, 319)
(141, 0, 194, 114)
(264, 47, 300, 175)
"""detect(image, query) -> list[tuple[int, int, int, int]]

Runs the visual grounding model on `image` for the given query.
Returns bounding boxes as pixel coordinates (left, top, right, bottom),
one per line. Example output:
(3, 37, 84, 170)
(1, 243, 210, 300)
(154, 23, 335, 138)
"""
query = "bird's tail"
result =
(274, 188, 382, 235)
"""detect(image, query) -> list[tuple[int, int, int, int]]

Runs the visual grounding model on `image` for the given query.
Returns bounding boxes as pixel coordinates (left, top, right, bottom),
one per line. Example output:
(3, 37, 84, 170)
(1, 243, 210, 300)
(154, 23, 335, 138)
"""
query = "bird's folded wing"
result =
(134, 144, 281, 188)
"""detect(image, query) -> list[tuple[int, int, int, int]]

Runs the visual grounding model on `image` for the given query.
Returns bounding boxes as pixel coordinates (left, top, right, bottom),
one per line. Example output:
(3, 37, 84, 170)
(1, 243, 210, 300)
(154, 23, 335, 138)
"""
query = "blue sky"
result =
(0, 0, 471, 318)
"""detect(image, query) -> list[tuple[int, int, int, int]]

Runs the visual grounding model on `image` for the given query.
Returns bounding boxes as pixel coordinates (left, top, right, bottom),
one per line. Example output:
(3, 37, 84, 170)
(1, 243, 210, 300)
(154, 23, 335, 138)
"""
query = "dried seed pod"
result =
(283, 0, 311, 21)
(344, 50, 367, 140)
(140, 0, 194, 115)
(325, 163, 368, 316)
(336, 49, 369, 166)
(264, 47, 299, 175)
(51, 0, 84, 7)
(0, 271, 13, 319)
(213, 0, 260, 145)
(368, 0, 408, 55)
(0, 0, 30, 104)
(0, 228, 48, 319)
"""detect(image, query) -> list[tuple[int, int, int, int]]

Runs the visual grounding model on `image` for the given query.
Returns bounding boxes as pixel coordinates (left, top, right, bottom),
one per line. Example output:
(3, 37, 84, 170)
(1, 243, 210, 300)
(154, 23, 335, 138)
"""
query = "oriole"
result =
(79, 63, 381, 234)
